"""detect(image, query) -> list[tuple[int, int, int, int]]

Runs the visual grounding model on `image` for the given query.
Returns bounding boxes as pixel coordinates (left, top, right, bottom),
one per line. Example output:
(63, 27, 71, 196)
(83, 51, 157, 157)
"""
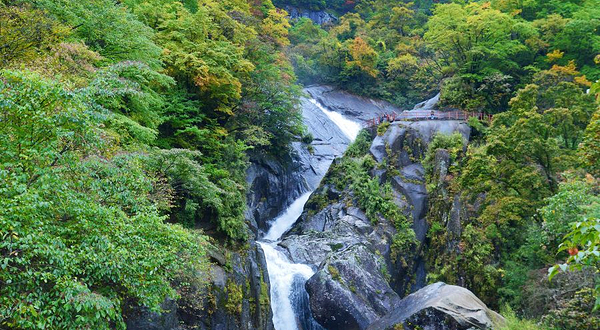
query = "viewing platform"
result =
(366, 110, 493, 127)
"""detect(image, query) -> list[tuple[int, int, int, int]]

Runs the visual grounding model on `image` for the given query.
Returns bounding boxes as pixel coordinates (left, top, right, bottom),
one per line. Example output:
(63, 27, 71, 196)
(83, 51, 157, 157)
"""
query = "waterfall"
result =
(259, 97, 360, 330)
(263, 192, 312, 241)
(259, 194, 325, 330)
(308, 99, 361, 140)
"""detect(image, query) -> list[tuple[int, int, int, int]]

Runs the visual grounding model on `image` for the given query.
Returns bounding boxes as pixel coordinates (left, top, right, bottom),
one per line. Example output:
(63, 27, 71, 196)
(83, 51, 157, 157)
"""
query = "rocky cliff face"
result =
(126, 86, 503, 330)
(124, 242, 273, 330)
(284, 6, 337, 25)
(245, 95, 353, 236)
(306, 85, 400, 122)
(273, 119, 476, 330)
(246, 86, 395, 237)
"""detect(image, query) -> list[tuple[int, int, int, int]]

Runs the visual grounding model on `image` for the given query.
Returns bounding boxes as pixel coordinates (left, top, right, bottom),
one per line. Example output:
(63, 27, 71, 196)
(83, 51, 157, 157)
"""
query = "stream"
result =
(258, 97, 361, 330)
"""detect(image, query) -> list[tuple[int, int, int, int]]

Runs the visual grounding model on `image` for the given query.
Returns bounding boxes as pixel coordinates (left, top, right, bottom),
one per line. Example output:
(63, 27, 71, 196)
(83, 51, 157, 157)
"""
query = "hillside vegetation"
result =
(0, 0, 598, 329)
(0, 0, 301, 328)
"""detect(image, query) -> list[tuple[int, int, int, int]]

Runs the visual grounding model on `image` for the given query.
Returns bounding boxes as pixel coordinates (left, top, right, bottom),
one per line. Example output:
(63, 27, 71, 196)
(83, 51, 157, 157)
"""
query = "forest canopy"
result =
(0, 0, 598, 328)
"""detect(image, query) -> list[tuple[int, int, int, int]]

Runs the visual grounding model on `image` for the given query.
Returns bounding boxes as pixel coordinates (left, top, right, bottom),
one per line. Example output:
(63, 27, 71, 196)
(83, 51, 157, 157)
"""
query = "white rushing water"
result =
(260, 99, 360, 330)
(259, 242, 316, 330)
(309, 98, 361, 141)
(263, 192, 312, 241)
(259, 192, 315, 330)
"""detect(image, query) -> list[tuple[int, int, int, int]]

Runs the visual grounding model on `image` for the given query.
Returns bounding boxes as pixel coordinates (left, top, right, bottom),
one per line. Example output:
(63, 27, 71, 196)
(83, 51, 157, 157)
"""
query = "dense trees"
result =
(0, 71, 208, 328)
(1, 0, 598, 327)
(423, 64, 599, 326)
(1, 0, 302, 327)
(286, 0, 599, 111)
(288, 0, 438, 107)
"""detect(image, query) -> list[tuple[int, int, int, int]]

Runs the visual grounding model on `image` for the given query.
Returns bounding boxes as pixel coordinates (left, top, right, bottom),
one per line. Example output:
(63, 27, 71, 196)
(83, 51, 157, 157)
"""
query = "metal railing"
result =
(366, 111, 493, 127)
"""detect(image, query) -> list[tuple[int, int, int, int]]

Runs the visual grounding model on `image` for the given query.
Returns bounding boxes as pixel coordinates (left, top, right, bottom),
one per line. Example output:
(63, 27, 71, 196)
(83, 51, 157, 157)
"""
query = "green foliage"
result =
(224, 280, 243, 315)
(147, 149, 248, 240)
(328, 264, 341, 281)
(86, 61, 174, 146)
(287, 0, 599, 112)
(289, 18, 327, 45)
(581, 110, 600, 176)
(34, 0, 162, 67)
(0, 4, 67, 68)
(0, 70, 208, 329)
(345, 129, 373, 157)
(540, 174, 599, 252)
(287, 0, 437, 107)
(541, 288, 600, 329)
(425, 3, 530, 76)
(377, 121, 390, 136)
(0, 0, 306, 325)
(426, 66, 598, 309)
(151, 0, 253, 108)
(547, 175, 600, 308)
(500, 305, 542, 330)
(423, 132, 464, 178)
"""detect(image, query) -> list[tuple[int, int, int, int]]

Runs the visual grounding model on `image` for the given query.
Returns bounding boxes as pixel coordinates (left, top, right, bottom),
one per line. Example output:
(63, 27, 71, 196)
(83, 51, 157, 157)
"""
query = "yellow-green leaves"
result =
(0, 4, 68, 68)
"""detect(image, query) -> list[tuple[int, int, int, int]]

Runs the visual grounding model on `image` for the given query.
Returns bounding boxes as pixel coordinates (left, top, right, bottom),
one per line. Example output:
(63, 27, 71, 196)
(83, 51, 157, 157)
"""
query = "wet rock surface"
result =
(246, 96, 351, 237)
(306, 245, 401, 330)
(305, 85, 400, 123)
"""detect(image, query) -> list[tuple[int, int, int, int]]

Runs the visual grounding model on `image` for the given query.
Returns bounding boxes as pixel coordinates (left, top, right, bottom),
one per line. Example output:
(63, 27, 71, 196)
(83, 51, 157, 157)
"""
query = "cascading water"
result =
(263, 192, 312, 241)
(259, 98, 361, 330)
(308, 99, 361, 141)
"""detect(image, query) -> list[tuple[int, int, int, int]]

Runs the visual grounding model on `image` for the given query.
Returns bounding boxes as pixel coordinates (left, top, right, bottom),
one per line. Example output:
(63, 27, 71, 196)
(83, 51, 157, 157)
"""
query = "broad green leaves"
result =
(0, 71, 209, 329)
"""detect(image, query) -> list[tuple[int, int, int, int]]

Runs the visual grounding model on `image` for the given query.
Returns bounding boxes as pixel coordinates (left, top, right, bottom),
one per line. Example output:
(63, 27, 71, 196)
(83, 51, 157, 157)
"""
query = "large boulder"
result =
(306, 245, 401, 330)
(367, 282, 505, 330)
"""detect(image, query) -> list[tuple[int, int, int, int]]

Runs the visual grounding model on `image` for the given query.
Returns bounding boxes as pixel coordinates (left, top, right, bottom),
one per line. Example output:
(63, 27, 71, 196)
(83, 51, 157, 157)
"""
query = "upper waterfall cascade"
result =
(309, 98, 361, 141)
(263, 192, 313, 241)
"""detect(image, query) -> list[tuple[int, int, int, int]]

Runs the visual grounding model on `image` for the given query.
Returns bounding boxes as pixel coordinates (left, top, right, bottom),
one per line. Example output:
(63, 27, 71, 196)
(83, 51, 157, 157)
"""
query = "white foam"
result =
(264, 192, 312, 241)
(259, 242, 315, 330)
(309, 99, 360, 141)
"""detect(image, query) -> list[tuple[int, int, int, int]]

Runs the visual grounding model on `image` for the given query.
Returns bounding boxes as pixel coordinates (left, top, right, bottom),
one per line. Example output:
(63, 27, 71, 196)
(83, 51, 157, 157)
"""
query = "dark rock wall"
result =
(124, 242, 273, 330)
(283, 6, 337, 25)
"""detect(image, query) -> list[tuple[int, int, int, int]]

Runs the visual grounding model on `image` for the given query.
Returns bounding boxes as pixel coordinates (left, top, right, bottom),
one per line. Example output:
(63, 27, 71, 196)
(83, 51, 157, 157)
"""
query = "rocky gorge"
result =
(255, 86, 505, 330)
(126, 86, 504, 330)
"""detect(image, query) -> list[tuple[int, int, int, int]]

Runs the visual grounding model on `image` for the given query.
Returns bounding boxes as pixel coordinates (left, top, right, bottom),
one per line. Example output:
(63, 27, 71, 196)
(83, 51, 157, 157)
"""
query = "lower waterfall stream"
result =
(258, 98, 361, 330)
